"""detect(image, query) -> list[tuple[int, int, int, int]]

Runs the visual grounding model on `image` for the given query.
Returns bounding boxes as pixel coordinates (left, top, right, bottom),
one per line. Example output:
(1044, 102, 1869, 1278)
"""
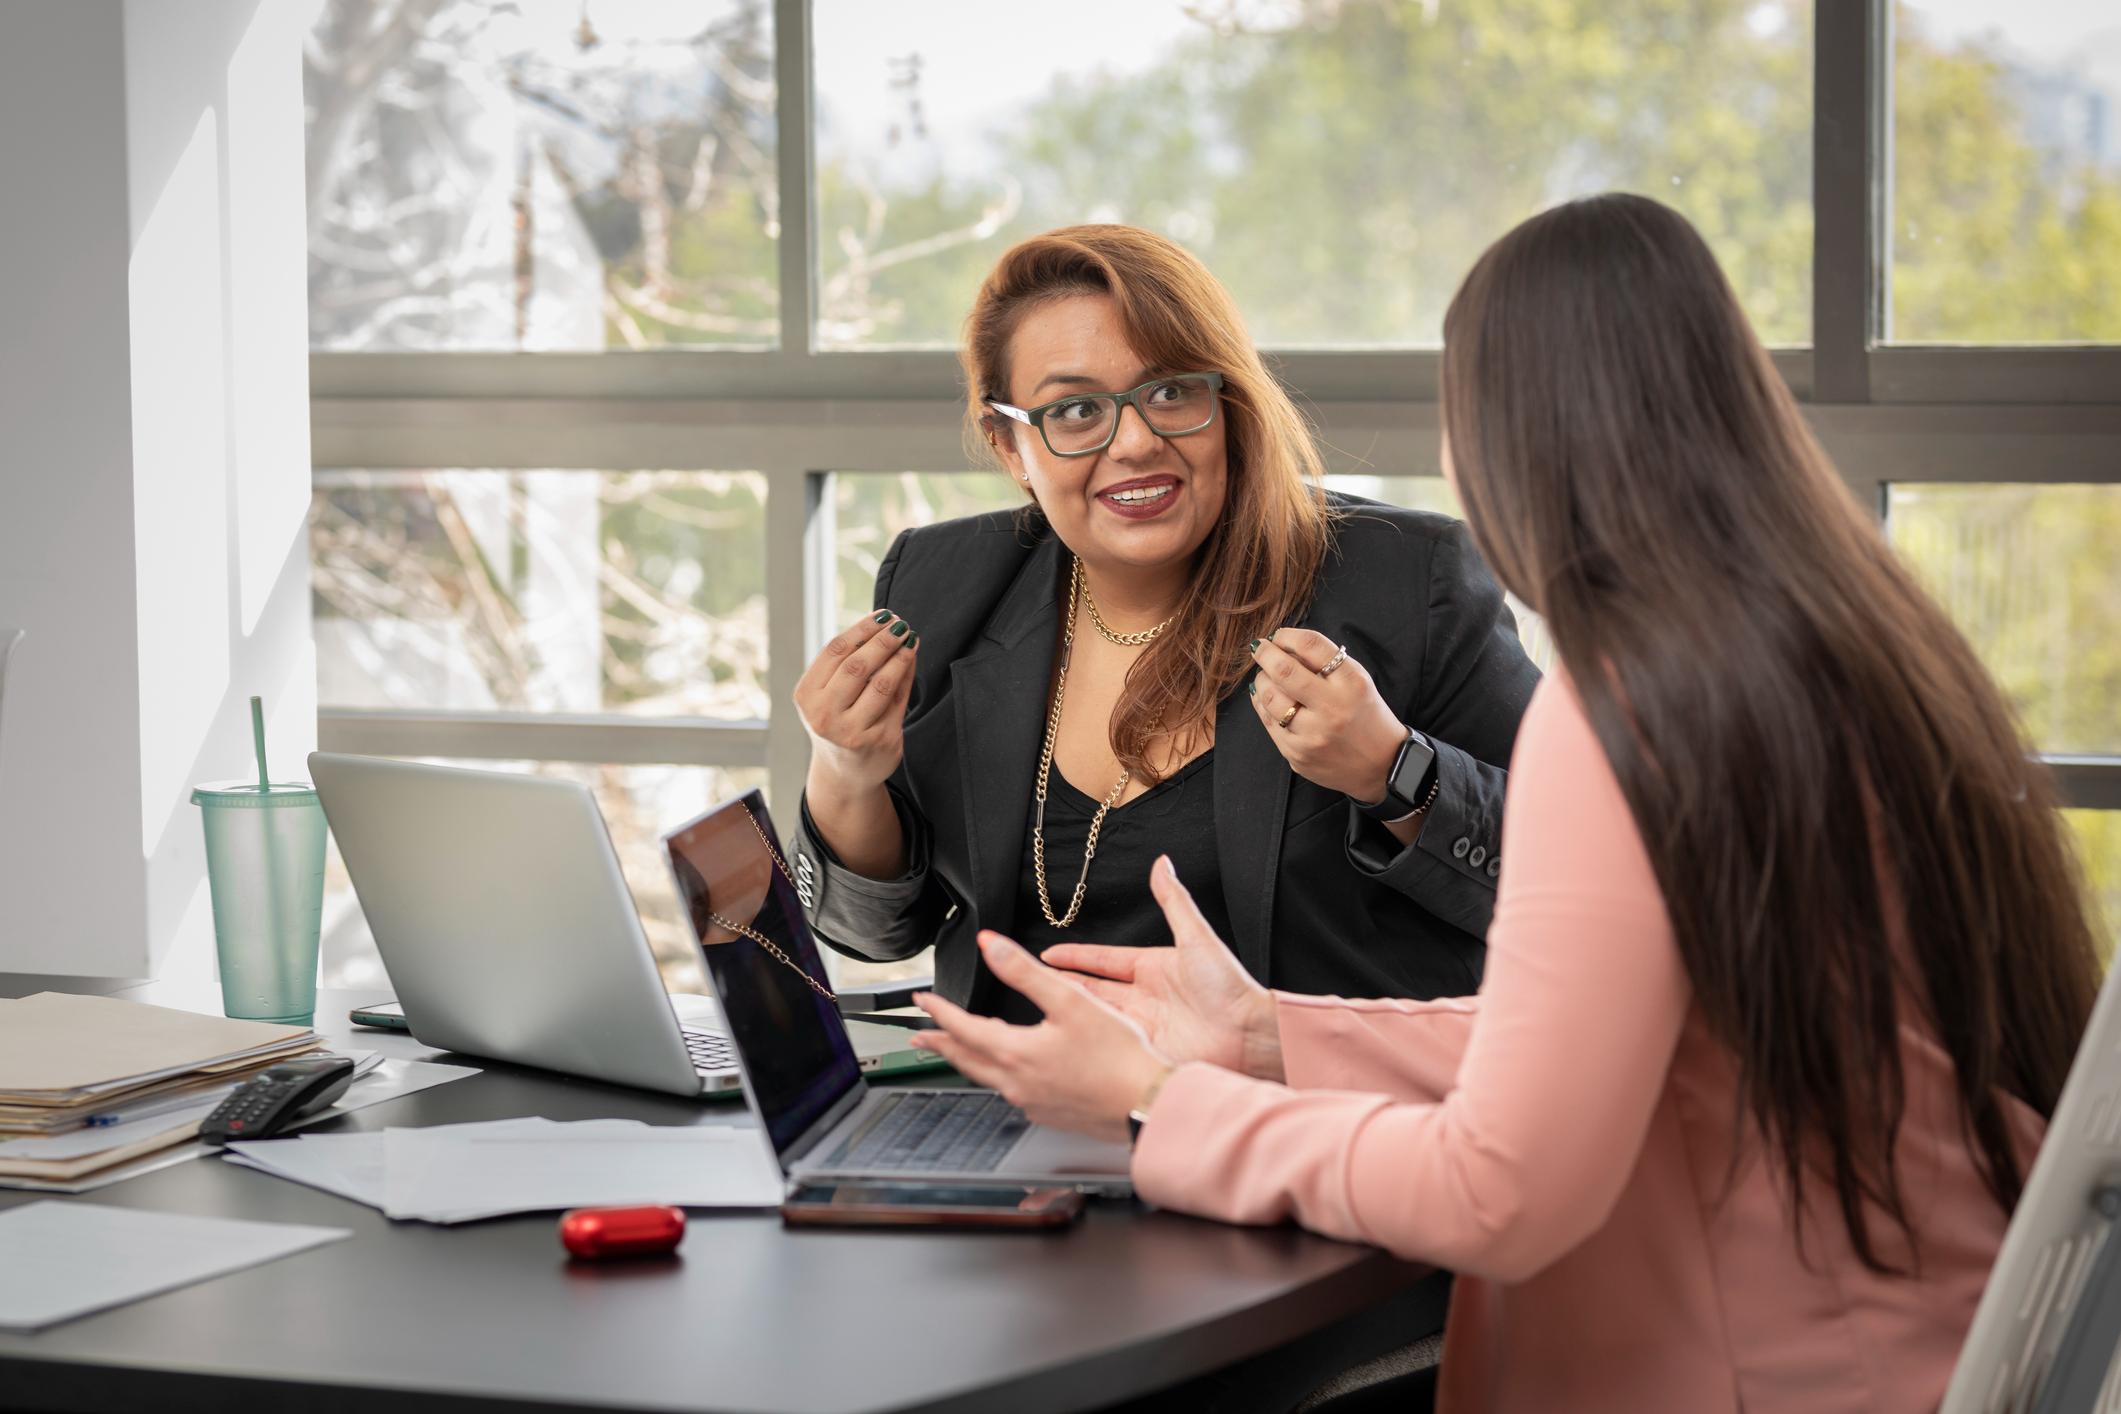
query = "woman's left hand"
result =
(1249, 629, 1409, 804)
(910, 933, 1173, 1144)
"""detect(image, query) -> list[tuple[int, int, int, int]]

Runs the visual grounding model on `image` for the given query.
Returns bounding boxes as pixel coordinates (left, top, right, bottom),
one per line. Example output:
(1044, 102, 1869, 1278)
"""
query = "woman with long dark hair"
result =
(906, 195, 2103, 1412)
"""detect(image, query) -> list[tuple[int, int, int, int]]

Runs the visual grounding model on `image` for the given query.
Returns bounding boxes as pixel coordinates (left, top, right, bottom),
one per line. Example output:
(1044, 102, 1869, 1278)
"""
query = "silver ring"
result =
(1318, 645, 1349, 678)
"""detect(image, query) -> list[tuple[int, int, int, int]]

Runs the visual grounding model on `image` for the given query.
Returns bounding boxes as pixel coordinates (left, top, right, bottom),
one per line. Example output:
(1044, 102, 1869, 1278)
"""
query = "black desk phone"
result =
(199, 1055, 358, 1144)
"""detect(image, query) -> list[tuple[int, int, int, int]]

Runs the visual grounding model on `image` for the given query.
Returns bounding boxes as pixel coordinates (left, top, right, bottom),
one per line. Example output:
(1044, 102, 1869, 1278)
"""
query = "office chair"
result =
(1942, 950, 2121, 1414)
(1296, 1332, 1442, 1412)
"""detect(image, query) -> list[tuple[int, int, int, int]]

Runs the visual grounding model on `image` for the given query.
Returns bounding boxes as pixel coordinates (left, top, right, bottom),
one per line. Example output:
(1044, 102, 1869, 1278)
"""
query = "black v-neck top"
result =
(997, 750, 1233, 1024)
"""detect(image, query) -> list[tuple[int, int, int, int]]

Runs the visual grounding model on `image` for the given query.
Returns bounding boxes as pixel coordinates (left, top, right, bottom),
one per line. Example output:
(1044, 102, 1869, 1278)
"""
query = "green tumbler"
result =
(191, 781, 328, 1027)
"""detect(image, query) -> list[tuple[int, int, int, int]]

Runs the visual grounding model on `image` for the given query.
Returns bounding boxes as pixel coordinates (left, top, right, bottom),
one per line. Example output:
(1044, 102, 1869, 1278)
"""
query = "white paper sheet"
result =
(221, 1117, 623, 1211)
(392, 1123, 783, 1221)
(227, 1117, 783, 1223)
(0, 1201, 350, 1331)
(316, 1054, 473, 1116)
(222, 1132, 388, 1207)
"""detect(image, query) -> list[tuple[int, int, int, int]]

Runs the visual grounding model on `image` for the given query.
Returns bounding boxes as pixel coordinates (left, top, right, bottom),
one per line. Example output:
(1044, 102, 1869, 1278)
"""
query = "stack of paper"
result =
(0, 1053, 479, 1195)
(0, 993, 325, 1184)
(225, 1117, 785, 1223)
(0, 1053, 384, 1187)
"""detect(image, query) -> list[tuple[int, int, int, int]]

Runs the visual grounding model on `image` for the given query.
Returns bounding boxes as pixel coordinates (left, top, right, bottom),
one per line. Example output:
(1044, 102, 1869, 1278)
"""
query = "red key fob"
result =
(559, 1205, 686, 1260)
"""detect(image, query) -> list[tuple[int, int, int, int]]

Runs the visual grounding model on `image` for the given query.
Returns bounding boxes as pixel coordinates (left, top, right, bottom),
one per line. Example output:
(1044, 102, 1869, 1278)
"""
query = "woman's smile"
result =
(1096, 474, 1184, 521)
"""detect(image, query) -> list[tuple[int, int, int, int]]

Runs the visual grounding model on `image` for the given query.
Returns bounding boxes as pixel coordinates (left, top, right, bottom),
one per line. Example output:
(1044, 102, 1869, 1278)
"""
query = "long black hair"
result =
(1441, 193, 2100, 1271)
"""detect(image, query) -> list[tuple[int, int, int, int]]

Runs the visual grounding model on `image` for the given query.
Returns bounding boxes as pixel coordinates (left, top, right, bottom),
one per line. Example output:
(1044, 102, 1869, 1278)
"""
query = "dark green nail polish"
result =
(1248, 638, 1261, 652)
(874, 611, 892, 623)
(1248, 678, 1257, 696)
(891, 621, 910, 637)
(907, 634, 920, 650)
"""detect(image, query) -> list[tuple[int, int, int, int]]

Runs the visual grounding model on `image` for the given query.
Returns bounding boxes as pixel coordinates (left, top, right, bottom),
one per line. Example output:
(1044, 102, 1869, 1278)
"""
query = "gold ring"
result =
(1276, 703, 1301, 730)
(1318, 645, 1349, 678)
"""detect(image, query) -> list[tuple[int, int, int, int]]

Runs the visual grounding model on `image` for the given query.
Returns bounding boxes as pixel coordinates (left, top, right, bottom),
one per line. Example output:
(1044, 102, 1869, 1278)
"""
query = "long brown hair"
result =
(961, 225, 1332, 780)
(1441, 194, 2099, 1271)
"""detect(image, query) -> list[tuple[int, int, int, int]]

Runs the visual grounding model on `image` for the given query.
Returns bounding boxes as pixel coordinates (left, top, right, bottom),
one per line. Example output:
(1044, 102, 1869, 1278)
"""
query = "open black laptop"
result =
(664, 791, 1134, 1195)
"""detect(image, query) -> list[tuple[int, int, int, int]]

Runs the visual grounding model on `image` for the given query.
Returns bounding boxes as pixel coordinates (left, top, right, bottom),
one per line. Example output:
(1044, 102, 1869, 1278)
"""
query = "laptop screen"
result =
(664, 791, 861, 1157)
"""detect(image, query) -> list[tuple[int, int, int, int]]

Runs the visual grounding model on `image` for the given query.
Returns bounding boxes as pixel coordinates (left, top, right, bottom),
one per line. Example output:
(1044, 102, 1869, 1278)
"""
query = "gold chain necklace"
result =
(705, 805, 836, 1001)
(1081, 575, 1173, 647)
(1033, 559, 1134, 929)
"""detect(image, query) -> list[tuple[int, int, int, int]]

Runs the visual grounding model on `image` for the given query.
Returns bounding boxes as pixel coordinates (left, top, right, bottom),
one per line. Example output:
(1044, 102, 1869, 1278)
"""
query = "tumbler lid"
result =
(190, 781, 319, 809)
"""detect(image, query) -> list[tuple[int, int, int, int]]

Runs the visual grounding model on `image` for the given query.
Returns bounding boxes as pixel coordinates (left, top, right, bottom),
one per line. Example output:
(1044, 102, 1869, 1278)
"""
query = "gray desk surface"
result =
(0, 985, 1430, 1414)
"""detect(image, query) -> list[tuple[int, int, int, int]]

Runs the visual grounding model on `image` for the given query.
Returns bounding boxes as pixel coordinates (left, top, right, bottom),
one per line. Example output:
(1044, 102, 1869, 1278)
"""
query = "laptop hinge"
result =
(779, 1076, 871, 1170)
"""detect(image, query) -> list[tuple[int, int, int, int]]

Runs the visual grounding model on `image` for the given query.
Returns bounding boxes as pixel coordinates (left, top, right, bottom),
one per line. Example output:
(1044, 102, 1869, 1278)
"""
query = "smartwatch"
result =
(1356, 726, 1439, 823)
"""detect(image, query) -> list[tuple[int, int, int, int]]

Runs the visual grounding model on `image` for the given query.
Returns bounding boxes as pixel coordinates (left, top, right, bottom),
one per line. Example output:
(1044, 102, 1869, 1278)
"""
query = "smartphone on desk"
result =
(781, 1183, 1085, 1230)
(349, 1000, 410, 1031)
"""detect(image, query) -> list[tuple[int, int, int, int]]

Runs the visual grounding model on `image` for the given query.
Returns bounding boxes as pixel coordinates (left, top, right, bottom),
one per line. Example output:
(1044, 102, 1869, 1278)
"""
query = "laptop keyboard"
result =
(825, 1093, 1030, 1174)
(682, 1026, 739, 1075)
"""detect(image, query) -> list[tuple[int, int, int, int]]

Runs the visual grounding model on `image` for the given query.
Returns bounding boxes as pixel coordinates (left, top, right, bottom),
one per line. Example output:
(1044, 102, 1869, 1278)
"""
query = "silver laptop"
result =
(309, 754, 929, 1099)
(664, 790, 1135, 1194)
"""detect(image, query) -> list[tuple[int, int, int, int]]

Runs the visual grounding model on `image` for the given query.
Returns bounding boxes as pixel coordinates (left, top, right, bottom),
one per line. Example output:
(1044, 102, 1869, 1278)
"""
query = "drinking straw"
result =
(251, 695, 291, 1006)
(250, 696, 270, 790)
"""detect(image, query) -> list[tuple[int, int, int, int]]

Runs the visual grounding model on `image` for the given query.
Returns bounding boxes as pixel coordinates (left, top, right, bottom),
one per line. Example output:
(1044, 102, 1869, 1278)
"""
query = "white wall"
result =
(0, 0, 316, 988)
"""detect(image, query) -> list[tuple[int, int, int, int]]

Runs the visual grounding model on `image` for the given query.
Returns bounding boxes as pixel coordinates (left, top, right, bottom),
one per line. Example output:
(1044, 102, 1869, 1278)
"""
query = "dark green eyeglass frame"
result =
(985, 371, 1225, 459)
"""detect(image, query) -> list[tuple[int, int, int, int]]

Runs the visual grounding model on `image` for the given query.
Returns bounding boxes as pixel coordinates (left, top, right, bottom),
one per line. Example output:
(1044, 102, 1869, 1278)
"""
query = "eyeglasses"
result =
(986, 372, 1224, 459)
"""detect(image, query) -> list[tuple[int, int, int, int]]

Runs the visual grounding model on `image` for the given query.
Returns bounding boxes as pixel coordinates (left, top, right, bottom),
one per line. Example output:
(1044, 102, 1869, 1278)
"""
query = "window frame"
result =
(310, 0, 2121, 820)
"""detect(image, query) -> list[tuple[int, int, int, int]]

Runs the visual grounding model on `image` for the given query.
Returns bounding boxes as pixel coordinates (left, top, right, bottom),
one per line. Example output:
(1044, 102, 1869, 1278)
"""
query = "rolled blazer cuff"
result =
(792, 785, 935, 963)
(1342, 736, 1505, 937)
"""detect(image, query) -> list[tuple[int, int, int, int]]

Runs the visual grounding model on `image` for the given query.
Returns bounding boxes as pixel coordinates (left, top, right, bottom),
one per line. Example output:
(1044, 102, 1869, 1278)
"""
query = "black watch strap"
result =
(1356, 727, 1439, 822)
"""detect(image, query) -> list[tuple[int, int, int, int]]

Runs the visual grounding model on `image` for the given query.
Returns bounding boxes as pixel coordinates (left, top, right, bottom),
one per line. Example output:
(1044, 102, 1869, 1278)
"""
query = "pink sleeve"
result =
(1131, 674, 1692, 1283)
(1276, 991, 1478, 1101)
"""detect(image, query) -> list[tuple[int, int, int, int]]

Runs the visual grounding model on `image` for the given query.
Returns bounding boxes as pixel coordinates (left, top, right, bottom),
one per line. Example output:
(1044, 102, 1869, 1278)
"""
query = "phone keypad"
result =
(208, 1081, 294, 1135)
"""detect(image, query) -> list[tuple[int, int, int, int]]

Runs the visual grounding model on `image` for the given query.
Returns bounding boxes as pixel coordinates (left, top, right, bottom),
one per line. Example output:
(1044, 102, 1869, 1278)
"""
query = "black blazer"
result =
(791, 493, 1542, 1009)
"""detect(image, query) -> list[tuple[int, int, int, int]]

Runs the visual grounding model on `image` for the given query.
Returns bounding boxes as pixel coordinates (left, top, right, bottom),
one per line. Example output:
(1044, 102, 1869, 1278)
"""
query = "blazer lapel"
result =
(1213, 686, 1291, 984)
(950, 537, 1065, 941)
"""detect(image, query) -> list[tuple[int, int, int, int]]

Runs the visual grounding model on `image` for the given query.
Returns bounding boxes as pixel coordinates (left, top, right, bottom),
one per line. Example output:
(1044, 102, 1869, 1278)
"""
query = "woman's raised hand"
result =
(794, 611, 919, 797)
(1247, 628, 1409, 806)
(910, 934, 1172, 1144)
(1042, 857, 1284, 1082)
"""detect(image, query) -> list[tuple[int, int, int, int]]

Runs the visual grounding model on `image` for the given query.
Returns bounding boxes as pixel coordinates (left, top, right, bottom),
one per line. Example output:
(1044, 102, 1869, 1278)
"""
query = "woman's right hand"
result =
(794, 611, 919, 797)
(1043, 857, 1285, 1082)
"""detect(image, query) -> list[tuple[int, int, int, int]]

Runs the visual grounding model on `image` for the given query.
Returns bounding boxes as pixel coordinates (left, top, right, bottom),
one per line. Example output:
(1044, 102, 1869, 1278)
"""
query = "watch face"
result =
(1392, 731, 1437, 800)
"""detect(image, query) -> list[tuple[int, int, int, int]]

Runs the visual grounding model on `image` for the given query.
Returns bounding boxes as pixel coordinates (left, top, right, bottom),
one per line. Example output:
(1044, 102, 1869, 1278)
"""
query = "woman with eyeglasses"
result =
(788, 224, 1539, 1032)
(903, 196, 2103, 1413)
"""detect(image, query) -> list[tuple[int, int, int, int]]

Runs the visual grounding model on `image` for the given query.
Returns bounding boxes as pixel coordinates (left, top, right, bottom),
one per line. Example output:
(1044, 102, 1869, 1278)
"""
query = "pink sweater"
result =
(1132, 674, 2041, 1413)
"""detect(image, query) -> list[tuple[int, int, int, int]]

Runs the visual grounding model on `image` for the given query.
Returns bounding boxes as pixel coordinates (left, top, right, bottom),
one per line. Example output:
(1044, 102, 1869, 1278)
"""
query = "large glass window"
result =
(812, 0, 1813, 349)
(1886, 485, 2121, 756)
(2066, 811, 2121, 962)
(305, 0, 778, 351)
(298, 4, 2121, 993)
(1889, 485, 2121, 952)
(1891, 0, 2121, 343)
(830, 472, 1027, 628)
(313, 470, 769, 720)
